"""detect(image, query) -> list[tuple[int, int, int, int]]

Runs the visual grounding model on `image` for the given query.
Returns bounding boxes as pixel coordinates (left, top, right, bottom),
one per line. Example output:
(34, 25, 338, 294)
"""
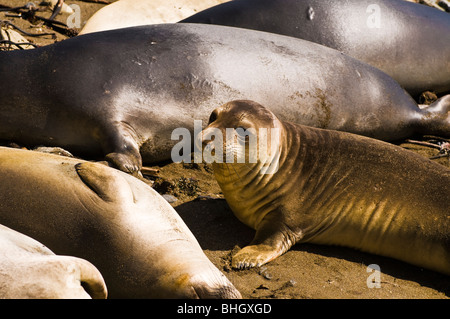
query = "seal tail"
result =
(416, 94, 450, 137)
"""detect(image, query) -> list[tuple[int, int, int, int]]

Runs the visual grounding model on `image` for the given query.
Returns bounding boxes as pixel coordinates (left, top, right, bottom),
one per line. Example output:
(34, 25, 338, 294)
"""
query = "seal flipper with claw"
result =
(232, 212, 302, 269)
(102, 121, 143, 177)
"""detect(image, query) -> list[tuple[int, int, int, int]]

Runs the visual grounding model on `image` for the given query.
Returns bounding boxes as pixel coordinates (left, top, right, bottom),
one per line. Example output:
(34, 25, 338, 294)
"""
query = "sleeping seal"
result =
(0, 224, 107, 299)
(0, 146, 241, 298)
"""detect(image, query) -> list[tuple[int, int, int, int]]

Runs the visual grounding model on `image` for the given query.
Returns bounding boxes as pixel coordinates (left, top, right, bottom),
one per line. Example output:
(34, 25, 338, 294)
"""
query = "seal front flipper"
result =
(75, 162, 134, 204)
(231, 214, 302, 269)
(102, 121, 143, 176)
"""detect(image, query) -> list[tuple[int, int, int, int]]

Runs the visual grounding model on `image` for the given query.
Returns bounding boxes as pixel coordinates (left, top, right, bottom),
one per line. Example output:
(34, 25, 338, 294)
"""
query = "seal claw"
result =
(231, 244, 278, 269)
(105, 151, 142, 176)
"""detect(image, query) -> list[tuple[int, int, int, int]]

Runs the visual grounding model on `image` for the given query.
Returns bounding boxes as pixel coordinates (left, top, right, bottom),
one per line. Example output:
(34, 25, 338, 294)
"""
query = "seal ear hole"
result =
(208, 111, 218, 124)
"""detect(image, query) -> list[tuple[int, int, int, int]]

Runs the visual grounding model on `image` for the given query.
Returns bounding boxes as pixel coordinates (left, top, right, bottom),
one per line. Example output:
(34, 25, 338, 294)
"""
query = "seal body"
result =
(201, 100, 450, 275)
(181, 0, 450, 97)
(0, 224, 107, 299)
(0, 24, 448, 174)
(0, 146, 241, 298)
(79, 0, 230, 35)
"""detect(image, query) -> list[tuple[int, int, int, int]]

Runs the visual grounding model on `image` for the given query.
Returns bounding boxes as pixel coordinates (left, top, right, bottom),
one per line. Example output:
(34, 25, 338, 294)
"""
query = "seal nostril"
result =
(208, 111, 218, 124)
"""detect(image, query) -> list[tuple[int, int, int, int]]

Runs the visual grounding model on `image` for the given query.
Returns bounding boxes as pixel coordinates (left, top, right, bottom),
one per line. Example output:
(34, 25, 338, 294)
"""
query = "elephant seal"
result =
(181, 0, 450, 97)
(200, 100, 450, 275)
(0, 224, 107, 299)
(0, 146, 241, 299)
(79, 0, 229, 35)
(1, 24, 448, 174)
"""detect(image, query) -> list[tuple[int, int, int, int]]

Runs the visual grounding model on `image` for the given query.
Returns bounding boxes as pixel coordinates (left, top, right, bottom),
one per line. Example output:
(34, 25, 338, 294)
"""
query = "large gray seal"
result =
(0, 24, 448, 175)
(0, 224, 107, 299)
(181, 0, 450, 98)
(200, 100, 450, 276)
(0, 146, 241, 299)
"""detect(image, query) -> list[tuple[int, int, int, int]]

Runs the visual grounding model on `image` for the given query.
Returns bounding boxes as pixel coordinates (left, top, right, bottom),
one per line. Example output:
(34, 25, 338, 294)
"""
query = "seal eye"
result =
(208, 111, 218, 124)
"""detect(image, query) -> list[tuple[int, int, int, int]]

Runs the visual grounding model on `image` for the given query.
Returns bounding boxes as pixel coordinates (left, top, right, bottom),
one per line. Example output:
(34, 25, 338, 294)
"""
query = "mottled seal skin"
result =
(79, 0, 230, 35)
(201, 100, 450, 275)
(0, 24, 448, 174)
(0, 224, 107, 299)
(181, 0, 450, 97)
(0, 147, 241, 299)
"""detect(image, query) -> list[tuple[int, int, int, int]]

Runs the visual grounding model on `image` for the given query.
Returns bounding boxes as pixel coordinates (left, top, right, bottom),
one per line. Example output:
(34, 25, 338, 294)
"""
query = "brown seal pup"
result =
(200, 100, 450, 275)
(0, 224, 107, 299)
(0, 147, 241, 298)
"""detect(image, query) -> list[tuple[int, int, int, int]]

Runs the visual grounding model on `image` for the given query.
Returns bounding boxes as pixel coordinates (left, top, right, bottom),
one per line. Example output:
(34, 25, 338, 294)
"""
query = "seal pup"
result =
(79, 0, 230, 35)
(200, 100, 450, 275)
(1, 24, 448, 175)
(0, 147, 241, 298)
(181, 0, 450, 97)
(0, 224, 107, 299)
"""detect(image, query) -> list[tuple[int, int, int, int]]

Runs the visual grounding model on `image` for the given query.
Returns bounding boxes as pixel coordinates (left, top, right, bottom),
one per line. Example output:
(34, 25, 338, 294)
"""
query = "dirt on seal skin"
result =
(0, 0, 449, 299)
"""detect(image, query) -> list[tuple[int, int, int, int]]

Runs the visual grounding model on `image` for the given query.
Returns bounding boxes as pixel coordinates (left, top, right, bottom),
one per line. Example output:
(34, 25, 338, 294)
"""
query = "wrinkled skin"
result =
(0, 224, 107, 299)
(0, 147, 241, 299)
(181, 0, 450, 97)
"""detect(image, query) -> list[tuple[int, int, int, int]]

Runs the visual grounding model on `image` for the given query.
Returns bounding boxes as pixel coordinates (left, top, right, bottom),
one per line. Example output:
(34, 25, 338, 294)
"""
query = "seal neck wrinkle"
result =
(212, 122, 296, 229)
(275, 124, 361, 241)
(212, 160, 274, 229)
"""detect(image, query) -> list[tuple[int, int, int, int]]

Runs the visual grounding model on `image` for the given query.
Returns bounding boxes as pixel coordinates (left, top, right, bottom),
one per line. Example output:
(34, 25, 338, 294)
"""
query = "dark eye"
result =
(208, 111, 218, 124)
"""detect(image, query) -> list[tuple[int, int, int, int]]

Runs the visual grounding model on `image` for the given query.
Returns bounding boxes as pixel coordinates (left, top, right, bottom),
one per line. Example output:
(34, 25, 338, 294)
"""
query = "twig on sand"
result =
(405, 138, 450, 160)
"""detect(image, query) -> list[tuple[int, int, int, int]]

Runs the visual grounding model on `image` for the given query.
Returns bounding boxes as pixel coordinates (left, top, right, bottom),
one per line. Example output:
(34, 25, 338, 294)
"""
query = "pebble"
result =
(162, 194, 178, 203)
(258, 266, 273, 280)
